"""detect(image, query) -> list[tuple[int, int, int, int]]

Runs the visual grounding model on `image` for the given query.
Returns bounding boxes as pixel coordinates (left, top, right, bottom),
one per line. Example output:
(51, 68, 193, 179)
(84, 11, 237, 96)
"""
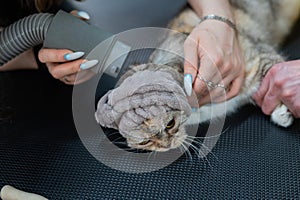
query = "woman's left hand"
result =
(184, 0, 245, 107)
(38, 10, 97, 85)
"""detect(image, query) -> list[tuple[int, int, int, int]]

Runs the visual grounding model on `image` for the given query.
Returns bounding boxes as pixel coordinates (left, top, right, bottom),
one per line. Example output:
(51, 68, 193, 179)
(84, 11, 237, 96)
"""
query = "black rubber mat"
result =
(0, 61, 300, 200)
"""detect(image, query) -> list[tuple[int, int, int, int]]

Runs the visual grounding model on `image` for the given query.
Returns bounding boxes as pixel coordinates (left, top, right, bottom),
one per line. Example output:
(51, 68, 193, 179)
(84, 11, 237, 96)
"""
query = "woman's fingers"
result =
(48, 59, 98, 77)
(183, 34, 199, 96)
(47, 59, 83, 79)
(38, 48, 98, 85)
(38, 49, 84, 63)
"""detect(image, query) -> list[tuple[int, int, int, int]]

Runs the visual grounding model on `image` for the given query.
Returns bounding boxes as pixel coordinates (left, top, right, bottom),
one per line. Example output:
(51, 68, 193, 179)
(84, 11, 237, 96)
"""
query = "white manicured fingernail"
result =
(64, 52, 84, 61)
(77, 11, 90, 20)
(184, 74, 193, 96)
(80, 60, 99, 70)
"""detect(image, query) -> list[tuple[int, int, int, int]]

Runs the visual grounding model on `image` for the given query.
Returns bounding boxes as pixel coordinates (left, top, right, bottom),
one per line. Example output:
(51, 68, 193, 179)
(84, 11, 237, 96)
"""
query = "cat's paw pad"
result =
(271, 104, 294, 127)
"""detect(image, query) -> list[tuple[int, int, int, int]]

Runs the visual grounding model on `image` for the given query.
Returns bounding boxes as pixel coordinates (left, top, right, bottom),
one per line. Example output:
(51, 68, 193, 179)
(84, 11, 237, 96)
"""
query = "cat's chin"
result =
(129, 144, 175, 152)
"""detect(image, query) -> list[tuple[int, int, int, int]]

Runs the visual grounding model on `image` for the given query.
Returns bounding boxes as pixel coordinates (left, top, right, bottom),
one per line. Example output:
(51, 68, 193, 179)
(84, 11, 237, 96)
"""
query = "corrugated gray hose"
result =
(0, 10, 111, 67)
(0, 13, 54, 66)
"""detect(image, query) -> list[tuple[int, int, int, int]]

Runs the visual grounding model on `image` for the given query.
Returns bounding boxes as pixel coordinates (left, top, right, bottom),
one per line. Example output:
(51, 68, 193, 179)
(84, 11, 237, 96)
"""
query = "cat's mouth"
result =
(128, 133, 187, 152)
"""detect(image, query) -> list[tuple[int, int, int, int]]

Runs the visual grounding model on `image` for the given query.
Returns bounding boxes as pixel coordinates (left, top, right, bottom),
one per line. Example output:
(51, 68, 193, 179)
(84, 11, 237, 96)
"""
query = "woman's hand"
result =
(0, 10, 98, 85)
(184, 0, 244, 107)
(38, 10, 98, 85)
(253, 60, 300, 118)
(38, 49, 98, 85)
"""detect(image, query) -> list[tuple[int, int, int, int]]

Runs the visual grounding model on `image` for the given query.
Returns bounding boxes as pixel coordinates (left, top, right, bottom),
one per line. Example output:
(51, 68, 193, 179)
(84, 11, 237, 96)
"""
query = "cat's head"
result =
(95, 64, 192, 152)
(123, 110, 188, 152)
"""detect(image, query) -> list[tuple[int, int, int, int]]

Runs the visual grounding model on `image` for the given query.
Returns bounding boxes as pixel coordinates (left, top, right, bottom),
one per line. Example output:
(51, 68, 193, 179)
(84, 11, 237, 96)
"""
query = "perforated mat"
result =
(0, 62, 299, 200)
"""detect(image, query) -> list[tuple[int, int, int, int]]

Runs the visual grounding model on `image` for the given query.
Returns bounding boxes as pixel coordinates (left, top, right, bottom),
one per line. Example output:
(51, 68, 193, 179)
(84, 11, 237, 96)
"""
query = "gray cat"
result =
(95, 0, 300, 152)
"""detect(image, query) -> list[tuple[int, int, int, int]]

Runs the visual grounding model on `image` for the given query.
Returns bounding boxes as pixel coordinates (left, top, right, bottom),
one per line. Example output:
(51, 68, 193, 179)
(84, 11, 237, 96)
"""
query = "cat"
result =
(95, 0, 300, 152)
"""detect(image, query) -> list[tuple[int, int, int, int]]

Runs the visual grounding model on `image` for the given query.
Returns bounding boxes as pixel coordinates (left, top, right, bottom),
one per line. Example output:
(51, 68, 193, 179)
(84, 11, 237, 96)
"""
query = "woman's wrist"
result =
(199, 14, 237, 31)
(188, 0, 234, 22)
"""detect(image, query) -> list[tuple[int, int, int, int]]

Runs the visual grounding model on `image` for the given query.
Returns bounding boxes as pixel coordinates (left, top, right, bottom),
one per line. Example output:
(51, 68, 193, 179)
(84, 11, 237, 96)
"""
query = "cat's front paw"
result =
(271, 104, 294, 127)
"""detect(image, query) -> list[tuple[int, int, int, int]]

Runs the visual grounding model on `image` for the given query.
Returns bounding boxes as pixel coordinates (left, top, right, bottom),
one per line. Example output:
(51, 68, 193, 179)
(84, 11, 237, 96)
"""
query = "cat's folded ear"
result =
(165, 61, 184, 73)
(125, 62, 143, 73)
(128, 62, 141, 69)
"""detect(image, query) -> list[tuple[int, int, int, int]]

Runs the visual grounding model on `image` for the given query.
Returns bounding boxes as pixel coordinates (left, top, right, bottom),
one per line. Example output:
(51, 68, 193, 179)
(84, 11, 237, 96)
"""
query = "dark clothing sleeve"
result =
(0, 1, 61, 70)
(0, 0, 60, 27)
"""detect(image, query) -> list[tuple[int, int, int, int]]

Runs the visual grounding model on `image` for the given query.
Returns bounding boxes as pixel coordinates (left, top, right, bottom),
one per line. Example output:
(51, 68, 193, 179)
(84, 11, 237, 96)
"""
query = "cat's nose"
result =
(155, 132, 163, 139)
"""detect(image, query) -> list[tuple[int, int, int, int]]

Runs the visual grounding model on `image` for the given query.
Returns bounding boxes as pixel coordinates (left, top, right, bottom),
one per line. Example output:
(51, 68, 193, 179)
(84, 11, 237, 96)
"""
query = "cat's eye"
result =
(165, 118, 175, 130)
(139, 140, 151, 146)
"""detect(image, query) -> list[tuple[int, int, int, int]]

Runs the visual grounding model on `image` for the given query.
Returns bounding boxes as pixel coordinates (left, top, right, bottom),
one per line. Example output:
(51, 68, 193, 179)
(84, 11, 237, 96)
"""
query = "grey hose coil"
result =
(0, 13, 54, 66)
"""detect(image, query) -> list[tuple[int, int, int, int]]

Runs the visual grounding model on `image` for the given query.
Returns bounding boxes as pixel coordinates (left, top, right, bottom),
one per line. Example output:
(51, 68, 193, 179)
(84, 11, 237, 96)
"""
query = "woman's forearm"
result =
(0, 48, 38, 71)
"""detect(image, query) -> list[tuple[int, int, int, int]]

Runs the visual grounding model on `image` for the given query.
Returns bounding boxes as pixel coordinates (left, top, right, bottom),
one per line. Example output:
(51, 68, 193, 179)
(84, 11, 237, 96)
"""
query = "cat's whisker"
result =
(178, 143, 188, 157)
(106, 131, 123, 137)
(182, 141, 195, 160)
(153, 151, 158, 159)
(184, 138, 204, 149)
(186, 133, 223, 140)
(111, 141, 127, 146)
(151, 151, 159, 160)
(220, 125, 232, 135)
(182, 140, 200, 159)
(189, 140, 215, 170)
(183, 141, 206, 166)
(185, 138, 205, 150)
(105, 132, 127, 142)
(185, 139, 202, 146)
(198, 149, 214, 170)
(178, 145, 185, 154)
(184, 137, 201, 143)
(146, 152, 152, 160)
(177, 145, 195, 166)
(110, 136, 126, 142)
(185, 124, 231, 142)
(184, 137, 219, 161)
(197, 142, 219, 162)
(179, 141, 193, 161)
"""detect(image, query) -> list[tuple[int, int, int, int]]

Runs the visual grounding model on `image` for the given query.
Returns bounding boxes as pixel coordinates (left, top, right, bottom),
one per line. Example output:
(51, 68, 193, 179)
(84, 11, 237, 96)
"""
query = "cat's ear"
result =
(165, 61, 184, 73)
(128, 62, 141, 70)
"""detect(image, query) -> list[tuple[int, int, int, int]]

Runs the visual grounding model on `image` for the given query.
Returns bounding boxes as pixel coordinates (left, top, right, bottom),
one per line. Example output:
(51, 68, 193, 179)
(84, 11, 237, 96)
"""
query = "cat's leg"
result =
(186, 93, 251, 126)
(237, 28, 295, 127)
(270, 104, 294, 128)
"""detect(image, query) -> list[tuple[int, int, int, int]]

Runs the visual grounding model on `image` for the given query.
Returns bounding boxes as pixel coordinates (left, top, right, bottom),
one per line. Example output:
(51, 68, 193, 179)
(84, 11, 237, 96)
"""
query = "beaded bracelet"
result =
(200, 14, 237, 31)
